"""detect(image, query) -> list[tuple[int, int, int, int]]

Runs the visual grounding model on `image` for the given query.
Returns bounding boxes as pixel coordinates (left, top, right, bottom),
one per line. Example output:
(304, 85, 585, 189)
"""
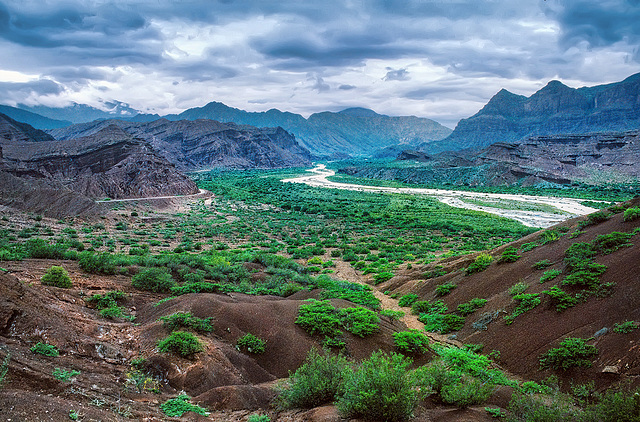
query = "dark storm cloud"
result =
(547, 0, 640, 49)
(0, 78, 64, 101)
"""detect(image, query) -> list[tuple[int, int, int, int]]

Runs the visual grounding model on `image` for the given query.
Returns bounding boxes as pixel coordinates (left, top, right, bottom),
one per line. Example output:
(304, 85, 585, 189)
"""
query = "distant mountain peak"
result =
(338, 107, 381, 118)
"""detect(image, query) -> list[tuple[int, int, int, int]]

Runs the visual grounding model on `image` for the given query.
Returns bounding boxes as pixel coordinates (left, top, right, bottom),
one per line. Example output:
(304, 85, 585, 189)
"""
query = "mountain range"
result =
(425, 72, 640, 153)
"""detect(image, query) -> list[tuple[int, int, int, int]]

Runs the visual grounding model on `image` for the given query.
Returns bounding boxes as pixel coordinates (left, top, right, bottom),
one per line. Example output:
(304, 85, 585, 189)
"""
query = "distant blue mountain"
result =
(19, 100, 139, 124)
(0, 105, 71, 130)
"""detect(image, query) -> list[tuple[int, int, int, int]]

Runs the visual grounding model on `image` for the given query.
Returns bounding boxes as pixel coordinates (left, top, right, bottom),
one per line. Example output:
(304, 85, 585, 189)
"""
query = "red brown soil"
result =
(381, 201, 640, 392)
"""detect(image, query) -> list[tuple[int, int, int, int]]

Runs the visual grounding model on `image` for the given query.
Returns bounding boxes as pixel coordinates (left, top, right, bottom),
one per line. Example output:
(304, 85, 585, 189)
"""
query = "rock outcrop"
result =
(2, 124, 199, 200)
(49, 118, 312, 170)
(428, 72, 640, 153)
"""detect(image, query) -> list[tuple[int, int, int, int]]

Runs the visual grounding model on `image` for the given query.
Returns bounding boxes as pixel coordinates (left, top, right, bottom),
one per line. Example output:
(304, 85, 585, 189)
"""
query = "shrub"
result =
(338, 307, 380, 337)
(412, 299, 447, 315)
(380, 309, 405, 319)
(507, 391, 579, 422)
(539, 337, 598, 371)
(435, 282, 456, 296)
(613, 321, 638, 334)
(30, 342, 59, 357)
(623, 206, 640, 222)
(160, 394, 209, 417)
(41, 266, 72, 288)
(532, 259, 552, 270)
(236, 333, 266, 354)
(277, 348, 348, 409)
(543, 286, 579, 311)
(508, 282, 528, 296)
(465, 253, 493, 275)
(498, 246, 521, 263)
(78, 252, 116, 274)
(504, 293, 540, 325)
(157, 331, 203, 358)
(373, 271, 394, 284)
(398, 293, 419, 307)
(592, 231, 633, 254)
(86, 290, 126, 310)
(485, 407, 506, 418)
(99, 306, 124, 319)
(420, 313, 465, 334)
(582, 385, 640, 422)
(295, 299, 341, 337)
(337, 351, 424, 422)
(247, 415, 270, 422)
(171, 282, 221, 295)
(457, 298, 487, 316)
(441, 374, 496, 407)
(131, 267, 176, 292)
(158, 312, 213, 333)
(540, 269, 561, 283)
(52, 368, 80, 382)
(393, 330, 430, 354)
(579, 211, 610, 228)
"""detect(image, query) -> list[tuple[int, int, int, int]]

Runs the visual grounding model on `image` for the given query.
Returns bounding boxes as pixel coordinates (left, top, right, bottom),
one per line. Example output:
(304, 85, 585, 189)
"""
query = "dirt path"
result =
(332, 260, 460, 346)
(96, 189, 211, 203)
(283, 164, 599, 228)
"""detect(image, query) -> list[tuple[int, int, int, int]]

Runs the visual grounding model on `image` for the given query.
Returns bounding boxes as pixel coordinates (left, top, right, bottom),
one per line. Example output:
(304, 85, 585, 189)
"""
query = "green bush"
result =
(498, 246, 521, 263)
(52, 368, 80, 382)
(465, 253, 493, 275)
(398, 293, 419, 307)
(277, 348, 348, 409)
(540, 269, 561, 283)
(435, 282, 456, 296)
(338, 307, 380, 337)
(504, 293, 540, 325)
(158, 312, 213, 333)
(160, 394, 209, 417)
(247, 415, 270, 422)
(171, 282, 221, 295)
(295, 299, 341, 337)
(457, 298, 487, 316)
(592, 231, 633, 254)
(380, 309, 405, 319)
(539, 338, 598, 371)
(236, 333, 266, 354)
(373, 271, 394, 284)
(582, 385, 640, 422)
(157, 331, 204, 358)
(623, 206, 640, 222)
(132, 267, 176, 293)
(532, 259, 552, 270)
(30, 342, 59, 357)
(613, 321, 638, 334)
(508, 282, 528, 296)
(441, 374, 496, 407)
(78, 252, 116, 274)
(543, 286, 579, 311)
(99, 306, 124, 319)
(41, 266, 72, 288)
(507, 391, 579, 422)
(579, 211, 610, 228)
(412, 299, 447, 315)
(337, 351, 424, 422)
(393, 330, 430, 354)
(420, 313, 465, 334)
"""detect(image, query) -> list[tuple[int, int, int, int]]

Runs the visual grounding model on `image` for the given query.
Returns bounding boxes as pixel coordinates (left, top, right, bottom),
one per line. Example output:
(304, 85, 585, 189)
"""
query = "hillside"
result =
(427, 73, 640, 153)
(0, 106, 72, 130)
(49, 118, 312, 170)
(379, 202, 640, 391)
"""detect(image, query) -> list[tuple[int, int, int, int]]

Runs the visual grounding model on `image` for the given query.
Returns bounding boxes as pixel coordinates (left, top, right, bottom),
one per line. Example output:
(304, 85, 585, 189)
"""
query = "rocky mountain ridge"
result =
(49, 118, 312, 170)
(426, 72, 640, 153)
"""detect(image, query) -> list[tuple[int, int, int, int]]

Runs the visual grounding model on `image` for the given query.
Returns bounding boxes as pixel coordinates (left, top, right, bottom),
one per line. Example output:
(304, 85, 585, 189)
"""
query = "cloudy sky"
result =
(0, 0, 639, 128)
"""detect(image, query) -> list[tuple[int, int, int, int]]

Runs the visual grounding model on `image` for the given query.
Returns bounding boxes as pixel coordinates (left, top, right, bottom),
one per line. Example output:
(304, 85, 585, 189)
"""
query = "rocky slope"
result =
(0, 106, 72, 130)
(427, 72, 640, 153)
(49, 118, 312, 170)
(341, 129, 640, 188)
(0, 112, 58, 143)
(2, 124, 198, 200)
(153, 104, 452, 157)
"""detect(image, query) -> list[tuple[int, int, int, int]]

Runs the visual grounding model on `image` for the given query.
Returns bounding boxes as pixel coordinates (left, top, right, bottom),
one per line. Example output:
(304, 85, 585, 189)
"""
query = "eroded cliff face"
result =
(1, 124, 199, 200)
(49, 118, 312, 170)
(428, 73, 640, 153)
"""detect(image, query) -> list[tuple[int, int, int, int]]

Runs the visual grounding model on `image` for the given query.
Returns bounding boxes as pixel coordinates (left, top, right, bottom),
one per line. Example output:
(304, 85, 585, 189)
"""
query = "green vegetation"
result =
(540, 269, 561, 283)
(465, 253, 493, 275)
(398, 293, 419, 307)
(380, 309, 405, 319)
(508, 282, 528, 296)
(539, 338, 598, 371)
(157, 331, 204, 358)
(543, 285, 579, 311)
(160, 394, 209, 417)
(504, 293, 540, 325)
(278, 348, 349, 409)
(485, 407, 506, 418)
(41, 266, 72, 288)
(532, 259, 552, 269)
(52, 368, 80, 382)
(131, 267, 176, 292)
(613, 321, 638, 334)
(393, 330, 430, 354)
(86, 290, 127, 320)
(236, 333, 266, 354)
(0, 351, 9, 387)
(457, 298, 488, 316)
(247, 415, 271, 422)
(435, 281, 456, 296)
(30, 342, 59, 357)
(623, 206, 640, 222)
(337, 351, 425, 422)
(158, 312, 213, 333)
(498, 246, 521, 263)
(295, 299, 380, 338)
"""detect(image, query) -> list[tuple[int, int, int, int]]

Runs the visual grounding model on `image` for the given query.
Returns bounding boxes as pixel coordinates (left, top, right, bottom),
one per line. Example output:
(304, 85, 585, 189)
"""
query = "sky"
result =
(0, 0, 639, 128)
